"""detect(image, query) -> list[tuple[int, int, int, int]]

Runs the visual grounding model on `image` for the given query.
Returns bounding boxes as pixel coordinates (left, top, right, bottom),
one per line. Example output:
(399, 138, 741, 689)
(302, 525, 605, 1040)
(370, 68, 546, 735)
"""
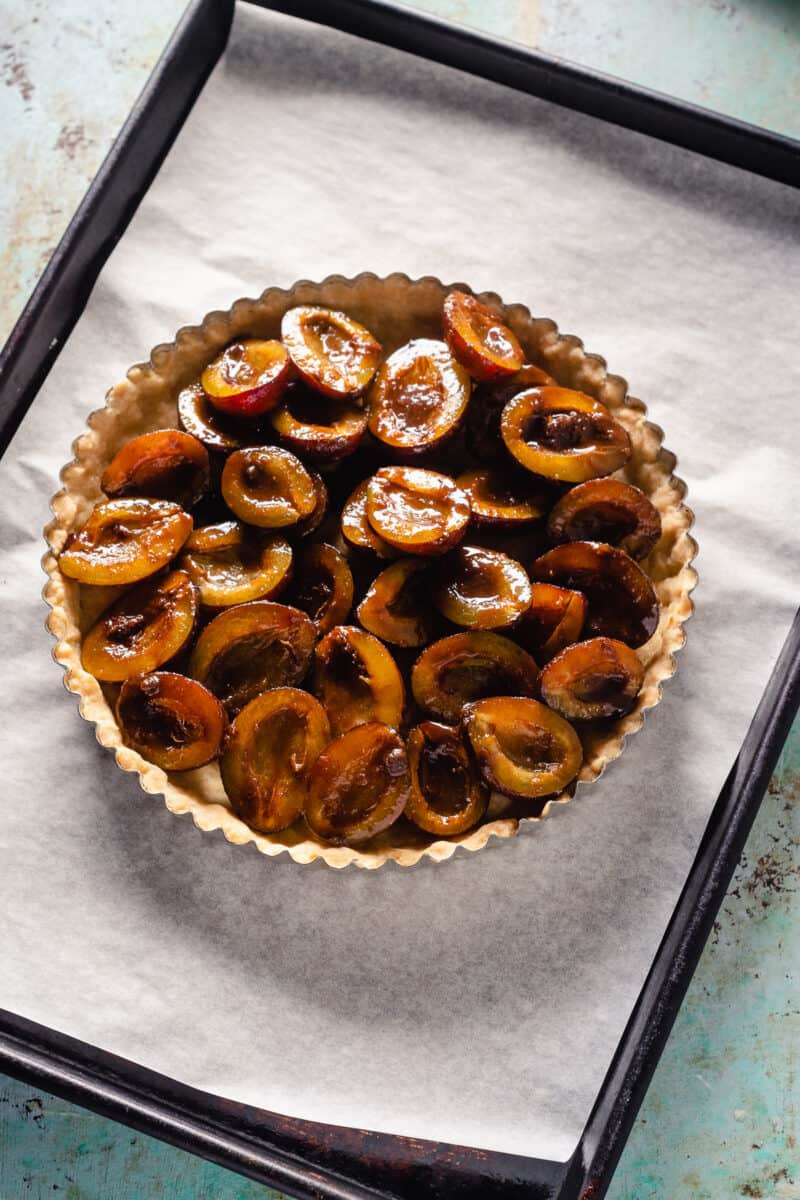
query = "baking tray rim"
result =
(1, 2, 798, 1197)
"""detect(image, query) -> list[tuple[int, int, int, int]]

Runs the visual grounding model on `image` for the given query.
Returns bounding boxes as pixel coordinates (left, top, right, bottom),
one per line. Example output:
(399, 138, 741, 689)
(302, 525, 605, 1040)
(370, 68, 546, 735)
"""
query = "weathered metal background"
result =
(1, 1, 798, 1196)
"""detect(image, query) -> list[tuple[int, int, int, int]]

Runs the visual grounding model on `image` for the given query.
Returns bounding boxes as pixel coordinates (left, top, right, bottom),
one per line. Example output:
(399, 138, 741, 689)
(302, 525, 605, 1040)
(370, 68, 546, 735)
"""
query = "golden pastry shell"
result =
(43, 273, 697, 869)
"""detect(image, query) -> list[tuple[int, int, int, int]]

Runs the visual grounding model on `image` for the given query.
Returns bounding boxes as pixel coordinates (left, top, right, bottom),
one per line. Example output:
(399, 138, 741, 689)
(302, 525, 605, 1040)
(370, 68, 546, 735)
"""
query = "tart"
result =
(44, 274, 696, 868)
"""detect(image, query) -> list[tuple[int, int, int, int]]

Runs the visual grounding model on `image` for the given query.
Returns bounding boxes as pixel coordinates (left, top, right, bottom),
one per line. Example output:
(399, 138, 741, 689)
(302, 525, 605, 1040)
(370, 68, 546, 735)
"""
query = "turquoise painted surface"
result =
(607, 734, 800, 1200)
(0, 0, 187, 346)
(399, 0, 800, 138)
(1, 1, 798, 1197)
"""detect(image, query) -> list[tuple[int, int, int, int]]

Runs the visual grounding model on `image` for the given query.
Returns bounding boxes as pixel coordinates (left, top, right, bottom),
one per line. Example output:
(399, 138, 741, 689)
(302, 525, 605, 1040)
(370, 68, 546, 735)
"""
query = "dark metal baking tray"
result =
(1, 2, 798, 1196)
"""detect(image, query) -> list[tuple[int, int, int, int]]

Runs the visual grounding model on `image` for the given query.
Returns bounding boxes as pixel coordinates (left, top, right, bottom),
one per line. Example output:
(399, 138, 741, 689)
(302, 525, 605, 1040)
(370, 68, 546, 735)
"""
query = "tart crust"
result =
(43, 273, 697, 869)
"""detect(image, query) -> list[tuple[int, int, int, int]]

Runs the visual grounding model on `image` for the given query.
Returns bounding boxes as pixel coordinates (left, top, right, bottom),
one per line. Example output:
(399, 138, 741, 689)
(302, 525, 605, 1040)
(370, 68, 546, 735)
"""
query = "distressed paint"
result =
(606, 733, 800, 1200)
(401, 0, 800, 139)
(1, 1, 799, 1197)
(0, 1089, 273, 1199)
(0, 0, 186, 346)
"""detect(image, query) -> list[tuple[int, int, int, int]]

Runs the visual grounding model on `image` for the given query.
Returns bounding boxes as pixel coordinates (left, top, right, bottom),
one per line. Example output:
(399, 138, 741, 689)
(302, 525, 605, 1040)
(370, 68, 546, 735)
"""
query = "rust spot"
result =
(1, 41, 34, 104)
(56, 123, 90, 160)
(743, 850, 798, 901)
(740, 1185, 764, 1198)
(22, 1096, 44, 1123)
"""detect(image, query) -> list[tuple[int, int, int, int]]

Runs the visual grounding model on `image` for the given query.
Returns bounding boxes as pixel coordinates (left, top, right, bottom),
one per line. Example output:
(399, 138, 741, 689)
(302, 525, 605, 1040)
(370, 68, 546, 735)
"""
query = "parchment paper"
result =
(1, 3, 798, 1162)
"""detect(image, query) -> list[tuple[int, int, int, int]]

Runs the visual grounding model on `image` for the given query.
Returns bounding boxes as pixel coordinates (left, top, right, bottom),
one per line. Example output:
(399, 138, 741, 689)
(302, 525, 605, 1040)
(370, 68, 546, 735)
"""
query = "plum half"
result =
(529, 541, 659, 648)
(189, 600, 315, 716)
(466, 363, 556, 465)
(177, 383, 260, 454)
(59, 499, 193, 586)
(340, 479, 397, 559)
(281, 306, 381, 400)
(365, 467, 471, 556)
(456, 467, 551, 528)
(412, 631, 540, 723)
(442, 290, 524, 381)
(540, 637, 645, 720)
(221, 687, 331, 833)
(101, 429, 210, 508)
(270, 383, 368, 465)
(201, 339, 291, 418)
(357, 558, 435, 648)
(501, 387, 631, 482)
(547, 478, 662, 560)
(514, 582, 587, 662)
(81, 568, 198, 681)
(116, 672, 227, 772)
(462, 695, 582, 799)
(367, 339, 470, 455)
(287, 543, 354, 635)
(312, 624, 405, 736)
(305, 723, 410, 846)
(180, 521, 293, 607)
(405, 721, 488, 836)
(433, 545, 532, 629)
(221, 446, 318, 528)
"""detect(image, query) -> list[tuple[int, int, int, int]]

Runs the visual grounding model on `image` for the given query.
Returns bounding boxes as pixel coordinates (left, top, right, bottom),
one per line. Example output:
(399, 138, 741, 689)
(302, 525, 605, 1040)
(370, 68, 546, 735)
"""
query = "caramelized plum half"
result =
(189, 600, 315, 716)
(312, 625, 405, 736)
(201, 339, 291, 417)
(270, 383, 367, 465)
(530, 541, 659, 648)
(59, 499, 193, 586)
(82, 568, 198, 682)
(287, 543, 354, 635)
(340, 480, 397, 559)
(501, 387, 631, 482)
(221, 446, 317, 528)
(434, 545, 531, 629)
(541, 637, 644, 720)
(281, 306, 381, 400)
(466, 364, 556, 464)
(547, 478, 662, 560)
(462, 696, 582, 799)
(406, 721, 488, 836)
(357, 558, 435, 647)
(456, 468, 551, 527)
(177, 384, 257, 454)
(442, 291, 524, 381)
(116, 672, 227, 772)
(221, 687, 330, 833)
(181, 521, 292, 607)
(515, 582, 587, 662)
(367, 339, 470, 454)
(305, 723, 410, 846)
(365, 467, 471, 556)
(412, 631, 539, 722)
(101, 429, 210, 508)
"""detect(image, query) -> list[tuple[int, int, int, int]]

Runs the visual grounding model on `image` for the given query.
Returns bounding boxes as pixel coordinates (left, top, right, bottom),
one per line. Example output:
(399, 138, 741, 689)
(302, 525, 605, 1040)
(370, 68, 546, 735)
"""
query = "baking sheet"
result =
(1, 2, 799, 1163)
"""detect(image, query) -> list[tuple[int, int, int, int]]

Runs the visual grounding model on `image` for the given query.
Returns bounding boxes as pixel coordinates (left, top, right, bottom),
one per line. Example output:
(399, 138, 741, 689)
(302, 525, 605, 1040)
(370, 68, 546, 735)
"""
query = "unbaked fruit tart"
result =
(44, 274, 696, 868)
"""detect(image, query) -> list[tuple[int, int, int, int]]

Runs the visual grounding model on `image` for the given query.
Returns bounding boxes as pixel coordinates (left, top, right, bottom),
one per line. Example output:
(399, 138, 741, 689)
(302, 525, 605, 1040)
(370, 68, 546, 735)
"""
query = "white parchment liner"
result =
(42, 273, 697, 869)
(2, 1, 798, 1162)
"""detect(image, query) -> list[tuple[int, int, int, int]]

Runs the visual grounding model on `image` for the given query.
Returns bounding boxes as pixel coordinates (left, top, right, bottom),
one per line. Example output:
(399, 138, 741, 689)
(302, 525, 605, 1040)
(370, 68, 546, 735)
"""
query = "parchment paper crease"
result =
(1, 2, 798, 1161)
